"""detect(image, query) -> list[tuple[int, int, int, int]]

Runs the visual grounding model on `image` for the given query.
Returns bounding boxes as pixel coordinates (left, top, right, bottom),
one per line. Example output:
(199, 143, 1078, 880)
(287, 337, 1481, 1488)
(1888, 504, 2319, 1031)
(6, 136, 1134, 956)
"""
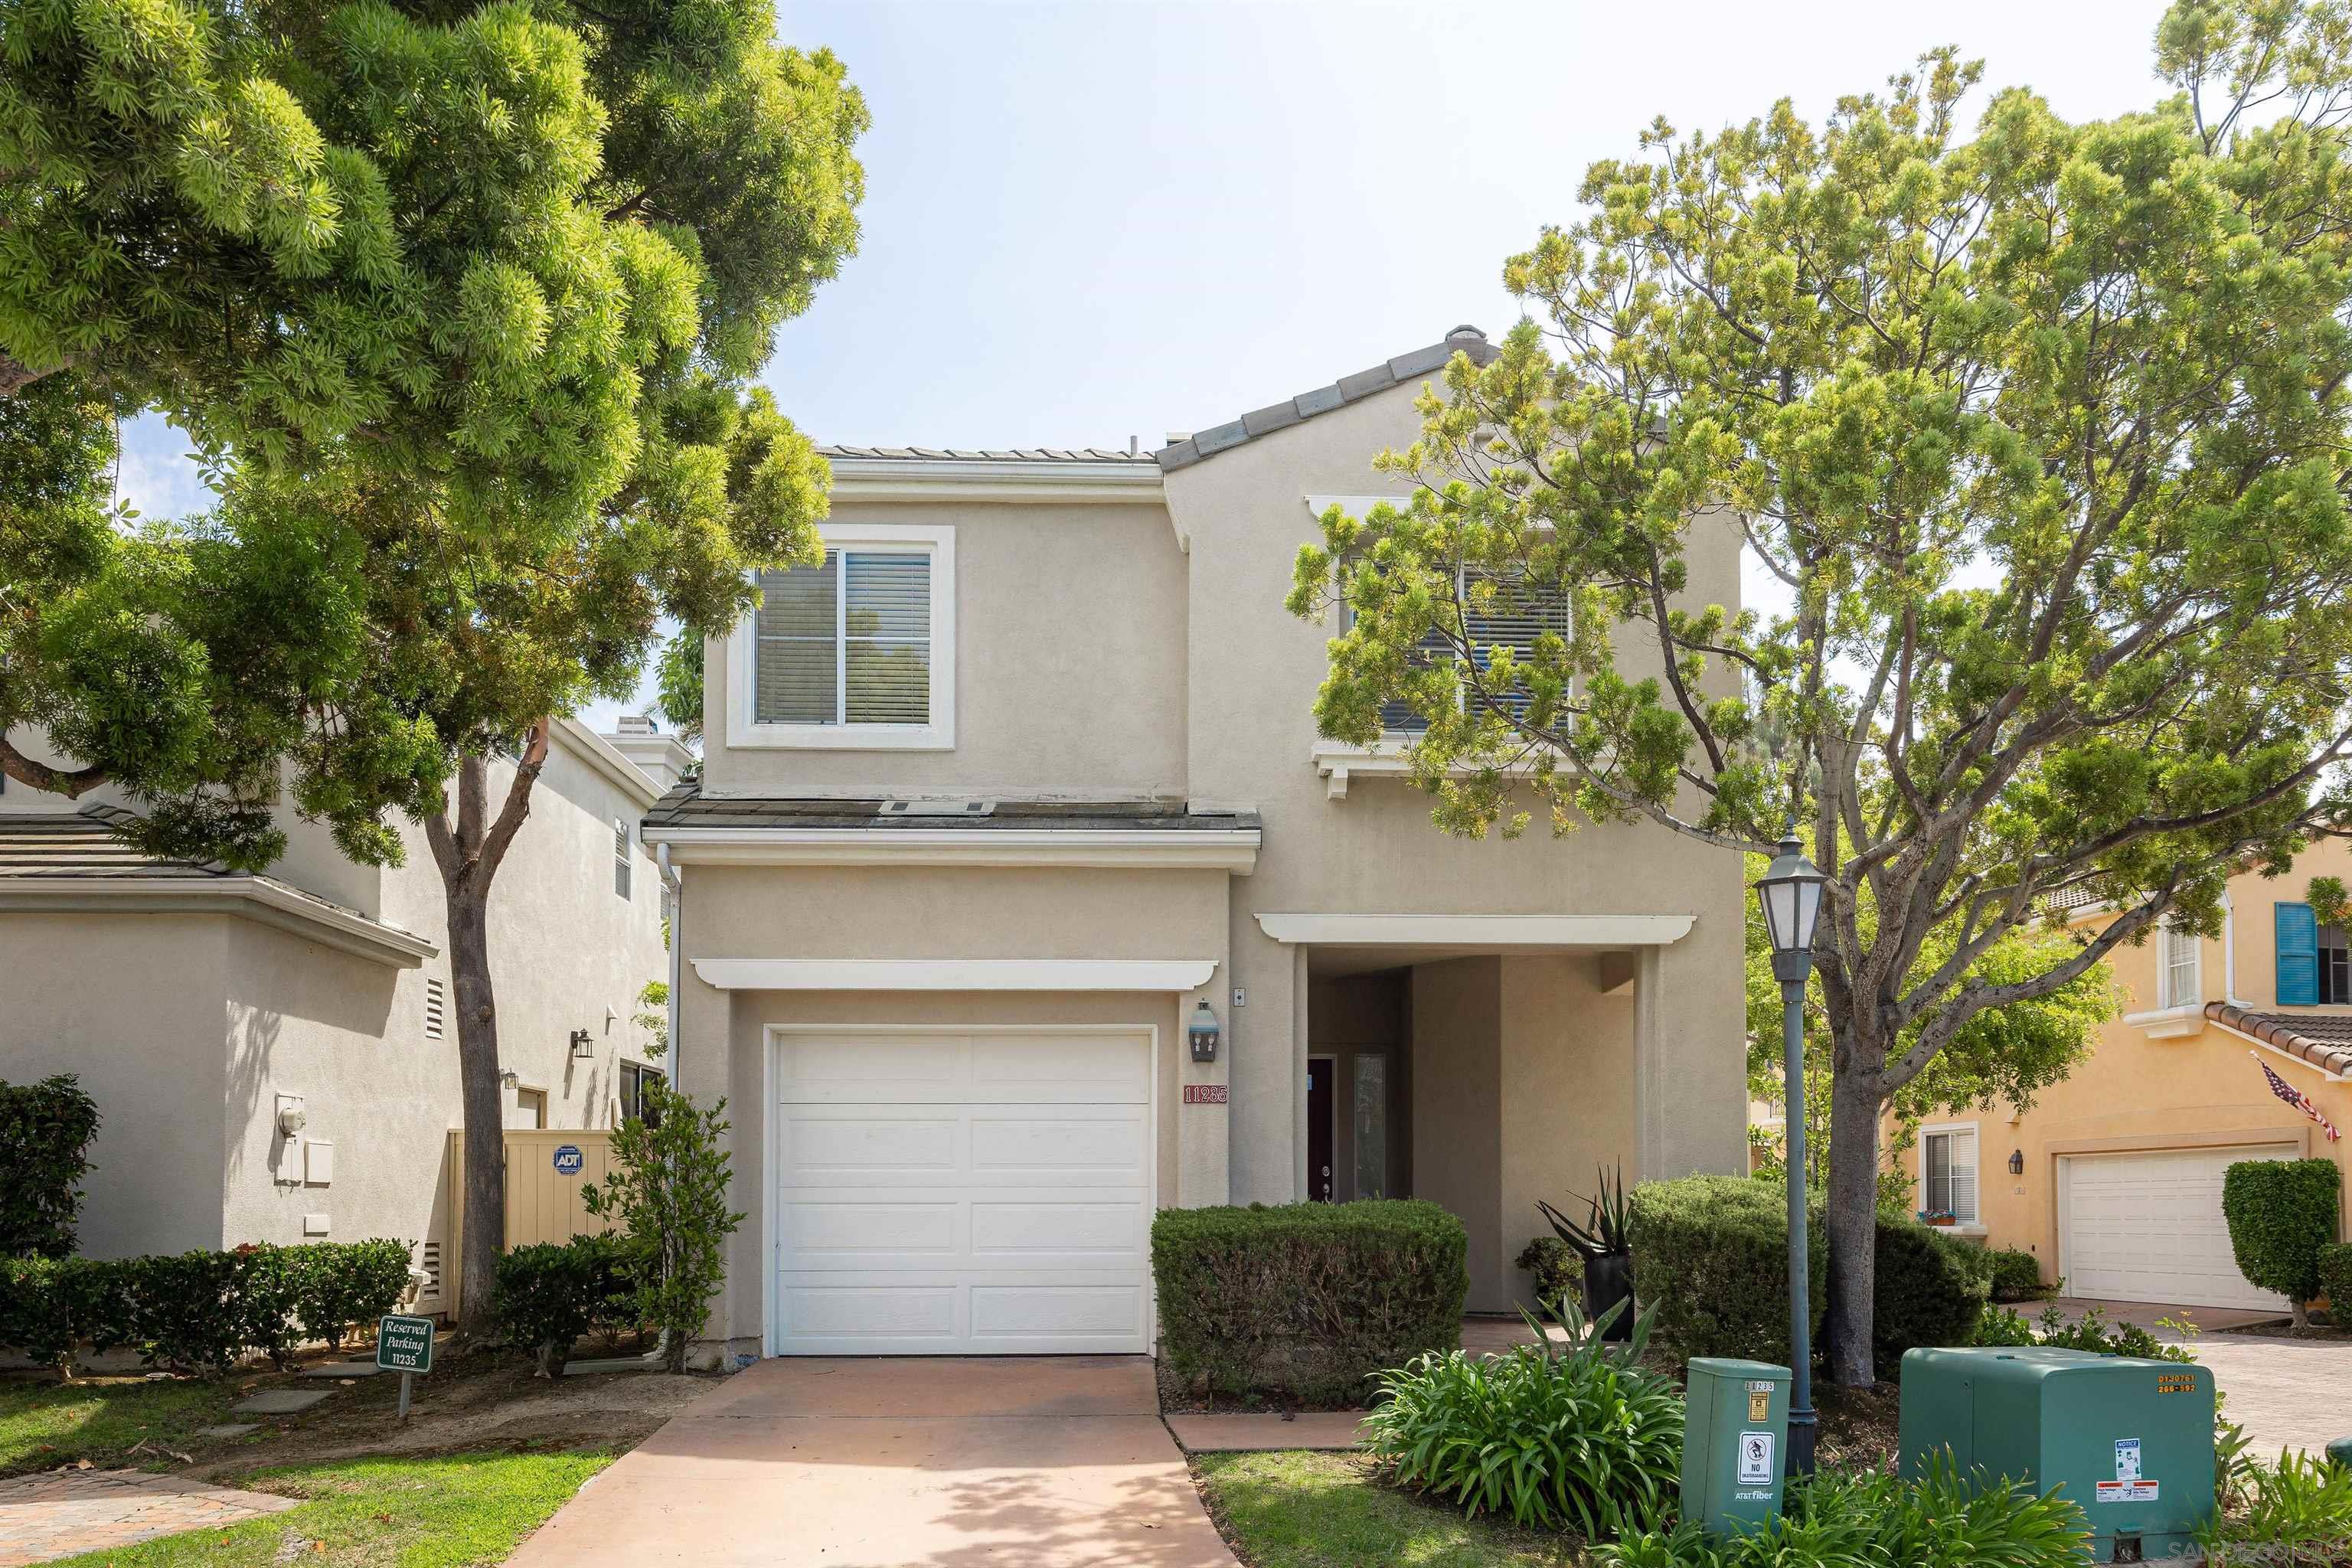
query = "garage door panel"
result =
(2063, 1146, 2293, 1312)
(774, 1030, 1155, 1355)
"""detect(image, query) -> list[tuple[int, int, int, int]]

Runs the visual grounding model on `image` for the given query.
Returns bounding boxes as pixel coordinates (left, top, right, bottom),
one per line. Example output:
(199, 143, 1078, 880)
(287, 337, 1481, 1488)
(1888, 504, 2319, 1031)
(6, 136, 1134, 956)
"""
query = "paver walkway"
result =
(0, 1469, 295, 1566)
(506, 1355, 1237, 1567)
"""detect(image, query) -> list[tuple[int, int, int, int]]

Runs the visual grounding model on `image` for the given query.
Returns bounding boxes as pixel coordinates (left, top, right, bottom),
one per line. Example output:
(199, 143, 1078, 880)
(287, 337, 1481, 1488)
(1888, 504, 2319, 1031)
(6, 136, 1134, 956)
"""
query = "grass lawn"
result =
(41, 1449, 616, 1568)
(1194, 1450, 1590, 1567)
(0, 1377, 240, 1475)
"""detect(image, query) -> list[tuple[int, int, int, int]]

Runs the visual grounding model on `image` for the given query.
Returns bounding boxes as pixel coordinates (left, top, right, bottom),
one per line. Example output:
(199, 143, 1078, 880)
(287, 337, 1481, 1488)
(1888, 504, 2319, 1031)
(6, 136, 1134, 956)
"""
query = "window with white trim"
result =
(2157, 919, 2202, 1010)
(619, 1060, 665, 1125)
(1340, 563, 1572, 735)
(612, 817, 632, 900)
(1921, 1125, 1979, 1223)
(729, 524, 954, 749)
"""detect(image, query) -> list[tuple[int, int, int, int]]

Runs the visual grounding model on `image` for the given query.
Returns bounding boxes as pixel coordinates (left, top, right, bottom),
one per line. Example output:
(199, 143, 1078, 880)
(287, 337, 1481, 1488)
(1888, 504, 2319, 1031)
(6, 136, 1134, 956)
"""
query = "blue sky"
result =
(116, 0, 2172, 729)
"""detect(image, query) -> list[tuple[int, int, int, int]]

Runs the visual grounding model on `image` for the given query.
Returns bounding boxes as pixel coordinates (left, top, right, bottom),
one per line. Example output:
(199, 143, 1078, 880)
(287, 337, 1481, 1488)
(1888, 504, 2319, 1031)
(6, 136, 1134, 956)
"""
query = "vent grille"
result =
(424, 978, 446, 1040)
(416, 1240, 443, 1305)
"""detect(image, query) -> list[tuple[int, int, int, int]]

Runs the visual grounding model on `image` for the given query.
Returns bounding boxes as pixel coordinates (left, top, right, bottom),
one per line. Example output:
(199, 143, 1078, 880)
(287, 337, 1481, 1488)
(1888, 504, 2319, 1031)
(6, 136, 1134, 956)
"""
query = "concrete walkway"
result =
(505, 1356, 1237, 1567)
(0, 1469, 295, 1567)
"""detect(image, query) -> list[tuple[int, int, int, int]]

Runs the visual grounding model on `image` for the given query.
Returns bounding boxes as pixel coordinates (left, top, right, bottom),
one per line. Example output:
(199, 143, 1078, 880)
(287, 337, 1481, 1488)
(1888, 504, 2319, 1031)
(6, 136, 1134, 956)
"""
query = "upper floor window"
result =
(727, 524, 956, 750)
(2156, 919, 2200, 1010)
(2324, 925, 2351, 1004)
(1340, 563, 1571, 737)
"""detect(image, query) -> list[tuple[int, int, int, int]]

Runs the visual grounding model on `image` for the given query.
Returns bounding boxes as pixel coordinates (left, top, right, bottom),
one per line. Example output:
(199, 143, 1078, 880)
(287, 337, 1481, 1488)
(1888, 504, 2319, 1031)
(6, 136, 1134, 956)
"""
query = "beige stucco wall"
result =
(1894, 848, 2352, 1280)
(1410, 957, 1506, 1308)
(700, 499, 1188, 801)
(0, 913, 232, 1257)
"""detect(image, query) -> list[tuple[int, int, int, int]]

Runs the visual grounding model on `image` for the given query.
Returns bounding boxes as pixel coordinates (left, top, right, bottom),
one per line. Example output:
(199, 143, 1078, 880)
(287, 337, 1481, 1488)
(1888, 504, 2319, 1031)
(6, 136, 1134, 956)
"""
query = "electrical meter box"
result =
(1899, 1347, 2214, 1563)
(1679, 1357, 1790, 1536)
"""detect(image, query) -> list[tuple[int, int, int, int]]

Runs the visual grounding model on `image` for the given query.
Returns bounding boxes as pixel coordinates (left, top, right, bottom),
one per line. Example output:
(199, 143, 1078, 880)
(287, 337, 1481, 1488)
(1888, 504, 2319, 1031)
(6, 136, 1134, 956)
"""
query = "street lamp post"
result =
(1754, 825, 1827, 1478)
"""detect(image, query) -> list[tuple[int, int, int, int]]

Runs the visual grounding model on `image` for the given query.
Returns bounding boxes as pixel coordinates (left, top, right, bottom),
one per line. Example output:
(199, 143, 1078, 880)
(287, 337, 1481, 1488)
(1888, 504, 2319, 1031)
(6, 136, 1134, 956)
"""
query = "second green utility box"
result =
(1899, 1347, 2214, 1563)
(1680, 1357, 1790, 1536)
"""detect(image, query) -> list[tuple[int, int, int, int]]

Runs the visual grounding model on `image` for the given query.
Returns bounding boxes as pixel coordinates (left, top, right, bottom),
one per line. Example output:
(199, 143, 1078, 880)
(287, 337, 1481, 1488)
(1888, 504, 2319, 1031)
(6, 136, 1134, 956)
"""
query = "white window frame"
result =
(2157, 919, 2202, 1010)
(1919, 1120, 1981, 1226)
(725, 523, 956, 750)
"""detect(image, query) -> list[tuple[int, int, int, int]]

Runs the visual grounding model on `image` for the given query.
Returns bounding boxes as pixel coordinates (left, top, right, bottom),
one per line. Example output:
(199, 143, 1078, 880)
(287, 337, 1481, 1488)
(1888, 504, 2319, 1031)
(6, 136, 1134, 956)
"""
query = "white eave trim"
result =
(0, 877, 436, 969)
(554, 717, 662, 809)
(641, 825, 1259, 871)
(1312, 740, 1562, 800)
(1253, 913, 1695, 948)
(692, 958, 1218, 991)
(827, 458, 1165, 505)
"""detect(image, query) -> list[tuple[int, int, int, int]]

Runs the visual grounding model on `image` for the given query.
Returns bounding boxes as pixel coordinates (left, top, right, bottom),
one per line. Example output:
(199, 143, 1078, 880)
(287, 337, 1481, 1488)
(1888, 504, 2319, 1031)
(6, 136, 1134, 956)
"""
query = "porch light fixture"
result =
(2009, 1148, 2025, 1177)
(569, 1028, 594, 1060)
(1187, 999, 1221, 1063)
(1753, 823, 1827, 1478)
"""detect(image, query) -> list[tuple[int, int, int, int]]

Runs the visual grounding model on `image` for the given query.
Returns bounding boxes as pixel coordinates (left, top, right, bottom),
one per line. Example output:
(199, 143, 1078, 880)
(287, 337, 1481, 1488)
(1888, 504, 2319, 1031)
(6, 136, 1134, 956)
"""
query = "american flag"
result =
(2253, 1054, 2343, 1142)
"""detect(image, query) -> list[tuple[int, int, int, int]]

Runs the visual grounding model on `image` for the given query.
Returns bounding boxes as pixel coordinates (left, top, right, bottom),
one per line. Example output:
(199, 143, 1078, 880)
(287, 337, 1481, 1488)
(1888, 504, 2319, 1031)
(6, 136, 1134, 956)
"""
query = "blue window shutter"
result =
(2276, 902, 2320, 1006)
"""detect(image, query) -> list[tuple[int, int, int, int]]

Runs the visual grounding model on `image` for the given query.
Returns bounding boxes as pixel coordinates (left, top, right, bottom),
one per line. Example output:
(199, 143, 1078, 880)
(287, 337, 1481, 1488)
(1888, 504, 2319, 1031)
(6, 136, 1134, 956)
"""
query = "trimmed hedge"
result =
(1152, 1200, 1468, 1406)
(0, 1240, 414, 1374)
(1988, 1246, 2050, 1303)
(1872, 1220, 1993, 1378)
(1627, 1175, 1827, 1366)
(0, 1074, 100, 1258)
(2223, 1158, 2342, 1315)
(492, 1233, 642, 1376)
(2319, 1243, 2352, 1318)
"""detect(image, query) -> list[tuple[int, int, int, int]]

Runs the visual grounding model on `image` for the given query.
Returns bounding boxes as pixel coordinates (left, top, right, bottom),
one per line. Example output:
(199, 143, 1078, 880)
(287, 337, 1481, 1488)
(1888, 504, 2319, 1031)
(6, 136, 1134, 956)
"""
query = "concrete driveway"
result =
(2050, 1298, 2352, 1459)
(505, 1356, 1236, 1567)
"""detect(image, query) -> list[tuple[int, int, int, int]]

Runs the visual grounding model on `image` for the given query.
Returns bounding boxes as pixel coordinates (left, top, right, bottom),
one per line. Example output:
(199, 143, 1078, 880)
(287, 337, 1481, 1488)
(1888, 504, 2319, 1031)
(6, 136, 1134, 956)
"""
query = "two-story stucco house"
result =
(0, 717, 689, 1313)
(648, 326, 1749, 1362)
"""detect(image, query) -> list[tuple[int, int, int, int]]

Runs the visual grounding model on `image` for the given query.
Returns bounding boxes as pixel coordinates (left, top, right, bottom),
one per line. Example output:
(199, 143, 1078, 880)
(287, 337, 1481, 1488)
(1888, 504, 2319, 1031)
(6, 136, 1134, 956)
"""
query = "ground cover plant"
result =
(1192, 1449, 1588, 1567)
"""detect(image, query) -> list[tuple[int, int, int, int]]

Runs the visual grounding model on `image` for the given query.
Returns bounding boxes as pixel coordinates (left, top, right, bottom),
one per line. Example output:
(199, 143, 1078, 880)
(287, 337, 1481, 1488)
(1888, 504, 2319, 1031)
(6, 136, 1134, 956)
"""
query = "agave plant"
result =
(1539, 1164, 1632, 1261)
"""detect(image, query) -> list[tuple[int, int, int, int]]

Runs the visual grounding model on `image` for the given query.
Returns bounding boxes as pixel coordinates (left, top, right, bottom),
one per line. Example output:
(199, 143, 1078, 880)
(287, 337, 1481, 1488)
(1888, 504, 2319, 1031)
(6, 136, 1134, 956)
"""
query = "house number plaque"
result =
(1182, 1085, 1229, 1104)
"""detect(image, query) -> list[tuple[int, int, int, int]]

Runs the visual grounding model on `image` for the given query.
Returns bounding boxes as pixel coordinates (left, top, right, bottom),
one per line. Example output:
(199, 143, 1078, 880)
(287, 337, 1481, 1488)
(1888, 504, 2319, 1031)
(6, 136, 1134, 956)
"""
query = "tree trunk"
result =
(1822, 1065, 1883, 1387)
(449, 884, 506, 1339)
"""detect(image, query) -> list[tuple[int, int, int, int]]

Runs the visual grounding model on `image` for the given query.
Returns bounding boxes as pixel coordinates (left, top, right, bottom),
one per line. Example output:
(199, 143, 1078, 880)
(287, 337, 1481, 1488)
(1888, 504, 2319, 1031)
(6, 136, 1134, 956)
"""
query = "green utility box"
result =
(1899, 1348, 2214, 1563)
(1679, 1357, 1791, 1536)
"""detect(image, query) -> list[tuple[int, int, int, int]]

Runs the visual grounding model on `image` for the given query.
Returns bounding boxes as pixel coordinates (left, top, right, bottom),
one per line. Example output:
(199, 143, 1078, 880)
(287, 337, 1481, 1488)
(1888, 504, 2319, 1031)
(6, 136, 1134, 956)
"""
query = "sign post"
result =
(377, 1314, 436, 1420)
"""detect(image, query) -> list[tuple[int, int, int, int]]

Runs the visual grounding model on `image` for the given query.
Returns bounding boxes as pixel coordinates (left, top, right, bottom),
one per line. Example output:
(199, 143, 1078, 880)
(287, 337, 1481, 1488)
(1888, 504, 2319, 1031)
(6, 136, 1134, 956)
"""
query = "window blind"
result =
(1924, 1129, 1978, 1222)
(753, 550, 931, 726)
(1351, 565, 1572, 735)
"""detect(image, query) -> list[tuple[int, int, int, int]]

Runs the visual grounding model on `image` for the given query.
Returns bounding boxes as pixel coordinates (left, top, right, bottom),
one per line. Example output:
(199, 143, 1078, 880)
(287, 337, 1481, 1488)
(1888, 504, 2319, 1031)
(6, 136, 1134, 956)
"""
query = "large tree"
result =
(1292, 1, 2352, 1383)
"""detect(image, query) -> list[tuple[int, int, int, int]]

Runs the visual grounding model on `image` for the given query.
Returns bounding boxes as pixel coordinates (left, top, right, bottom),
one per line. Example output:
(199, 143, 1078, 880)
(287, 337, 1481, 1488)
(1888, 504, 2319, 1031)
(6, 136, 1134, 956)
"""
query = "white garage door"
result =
(2063, 1145, 2296, 1311)
(773, 1028, 1153, 1355)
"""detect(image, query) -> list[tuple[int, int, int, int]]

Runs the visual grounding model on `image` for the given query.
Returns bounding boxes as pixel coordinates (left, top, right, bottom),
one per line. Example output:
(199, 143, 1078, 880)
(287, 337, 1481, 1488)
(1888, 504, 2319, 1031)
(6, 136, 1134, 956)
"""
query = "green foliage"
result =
(1971, 1305, 2038, 1348)
(492, 1234, 639, 1377)
(2223, 1158, 2343, 1318)
(1364, 1297, 1683, 1537)
(1871, 1223, 1993, 1378)
(1514, 1235, 1579, 1311)
(655, 629, 707, 744)
(1150, 1200, 1468, 1406)
(634, 980, 669, 1060)
(0, 1241, 413, 1376)
(580, 1083, 742, 1373)
(1988, 1248, 2050, 1304)
(0, 1074, 100, 1258)
(2319, 1243, 2352, 1315)
(1289, 0, 2352, 1383)
(2201, 1449, 2352, 1566)
(1599, 1455, 2087, 1567)
(1626, 1176, 1826, 1366)
(1537, 1165, 1632, 1259)
(2028, 1302, 2197, 1364)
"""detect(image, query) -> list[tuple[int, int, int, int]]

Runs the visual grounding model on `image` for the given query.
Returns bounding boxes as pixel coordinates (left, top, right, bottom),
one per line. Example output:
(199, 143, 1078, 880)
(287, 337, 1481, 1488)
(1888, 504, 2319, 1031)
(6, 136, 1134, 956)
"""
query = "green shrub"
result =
(2318, 1243, 2352, 1319)
(1364, 1299, 1683, 1537)
(0, 1256, 133, 1372)
(580, 1083, 740, 1374)
(1988, 1247, 2050, 1302)
(1872, 1220, 1993, 1377)
(492, 1234, 639, 1377)
(2032, 1302, 2196, 1364)
(1626, 1175, 1825, 1366)
(1973, 1305, 2038, 1347)
(289, 1239, 415, 1351)
(1152, 1199, 1468, 1406)
(1599, 1455, 2088, 1566)
(1514, 1235, 1578, 1311)
(2223, 1158, 2341, 1322)
(0, 1074, 100, 1258)
(2200, 1449, 2352, 1564)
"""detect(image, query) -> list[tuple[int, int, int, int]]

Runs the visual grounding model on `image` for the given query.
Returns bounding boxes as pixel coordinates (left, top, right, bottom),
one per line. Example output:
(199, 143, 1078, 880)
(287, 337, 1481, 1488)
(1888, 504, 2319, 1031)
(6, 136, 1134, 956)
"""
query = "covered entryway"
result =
(771, 1026, 1155, 1354)
(2060, 1145, 2297, 1311)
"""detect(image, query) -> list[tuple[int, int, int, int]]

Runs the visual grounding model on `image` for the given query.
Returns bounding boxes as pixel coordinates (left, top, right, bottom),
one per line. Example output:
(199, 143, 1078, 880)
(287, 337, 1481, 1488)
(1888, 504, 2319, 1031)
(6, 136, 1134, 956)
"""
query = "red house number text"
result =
(1182, 1085, 1229, 1105)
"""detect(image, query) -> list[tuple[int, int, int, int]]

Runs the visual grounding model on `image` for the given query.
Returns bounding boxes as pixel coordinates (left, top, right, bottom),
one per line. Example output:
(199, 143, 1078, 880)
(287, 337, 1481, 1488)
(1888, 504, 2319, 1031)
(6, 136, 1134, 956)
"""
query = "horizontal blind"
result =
(843, 552, 931, 724)
(755, 554, 840, 724)
(1464, 569, 1573, 723)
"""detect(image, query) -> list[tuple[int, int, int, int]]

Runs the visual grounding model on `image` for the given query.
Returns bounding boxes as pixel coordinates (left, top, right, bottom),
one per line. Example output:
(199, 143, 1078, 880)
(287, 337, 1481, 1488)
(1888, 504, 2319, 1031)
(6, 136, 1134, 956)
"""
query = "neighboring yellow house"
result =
(1894, 847, 2352, 1312)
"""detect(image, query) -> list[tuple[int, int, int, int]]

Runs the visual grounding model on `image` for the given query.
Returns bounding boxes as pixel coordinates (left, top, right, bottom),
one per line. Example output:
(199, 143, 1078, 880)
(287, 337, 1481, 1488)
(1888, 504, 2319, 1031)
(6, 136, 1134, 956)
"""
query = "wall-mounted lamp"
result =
(498, 1068, 520, 1089)
(570, 1028, 595, 1060)
(1187, 999, 1221, 1063)
(2008, 1148, 2025, 1177)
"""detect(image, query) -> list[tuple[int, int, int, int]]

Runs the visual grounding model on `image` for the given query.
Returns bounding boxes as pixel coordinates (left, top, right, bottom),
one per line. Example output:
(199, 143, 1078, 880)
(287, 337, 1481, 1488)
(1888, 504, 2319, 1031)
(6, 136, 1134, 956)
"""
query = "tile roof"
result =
(2205, 1001, 2352, 1076)
(0, 806, 231, 879)
(642, 780, 1258, 834)
(1156, 326, 1501, 472)
(818, 446, 1156, 464)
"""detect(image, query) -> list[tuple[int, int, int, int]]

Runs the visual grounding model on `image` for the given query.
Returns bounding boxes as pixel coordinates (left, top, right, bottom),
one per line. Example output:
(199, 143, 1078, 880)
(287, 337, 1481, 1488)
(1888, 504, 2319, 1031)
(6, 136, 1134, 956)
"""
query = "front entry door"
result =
(1308, 1056, 1335, 1201)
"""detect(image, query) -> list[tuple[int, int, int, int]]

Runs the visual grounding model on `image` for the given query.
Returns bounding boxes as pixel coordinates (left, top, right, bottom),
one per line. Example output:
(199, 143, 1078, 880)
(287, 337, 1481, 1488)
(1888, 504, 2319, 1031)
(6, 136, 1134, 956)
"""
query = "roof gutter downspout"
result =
(658, 843, 682, 1096)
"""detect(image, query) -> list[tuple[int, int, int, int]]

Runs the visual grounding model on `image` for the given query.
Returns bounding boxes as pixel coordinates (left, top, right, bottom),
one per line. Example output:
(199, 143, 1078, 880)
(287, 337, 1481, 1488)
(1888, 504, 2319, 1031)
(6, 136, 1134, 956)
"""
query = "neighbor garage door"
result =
(2062, 1145, 2296, 1311)
(773, 1027, 1153, 1354)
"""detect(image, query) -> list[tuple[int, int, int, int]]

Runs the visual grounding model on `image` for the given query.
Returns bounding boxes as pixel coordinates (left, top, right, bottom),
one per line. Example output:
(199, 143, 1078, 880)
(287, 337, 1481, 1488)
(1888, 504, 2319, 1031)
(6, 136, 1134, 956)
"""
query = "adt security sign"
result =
(377, 1314, 436, 1420)
(552, 1144, 584, 1176)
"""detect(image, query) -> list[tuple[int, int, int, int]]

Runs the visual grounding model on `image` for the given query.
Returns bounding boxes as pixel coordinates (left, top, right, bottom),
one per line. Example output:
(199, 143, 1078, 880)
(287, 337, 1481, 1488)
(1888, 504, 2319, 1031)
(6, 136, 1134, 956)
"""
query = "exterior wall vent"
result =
(424, 978, 446, 1040)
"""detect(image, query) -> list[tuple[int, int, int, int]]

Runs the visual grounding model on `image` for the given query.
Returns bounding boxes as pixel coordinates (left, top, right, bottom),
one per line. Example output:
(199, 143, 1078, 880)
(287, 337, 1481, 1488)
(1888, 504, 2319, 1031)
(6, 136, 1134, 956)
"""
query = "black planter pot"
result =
(1583, 1250, 1635, 1341)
